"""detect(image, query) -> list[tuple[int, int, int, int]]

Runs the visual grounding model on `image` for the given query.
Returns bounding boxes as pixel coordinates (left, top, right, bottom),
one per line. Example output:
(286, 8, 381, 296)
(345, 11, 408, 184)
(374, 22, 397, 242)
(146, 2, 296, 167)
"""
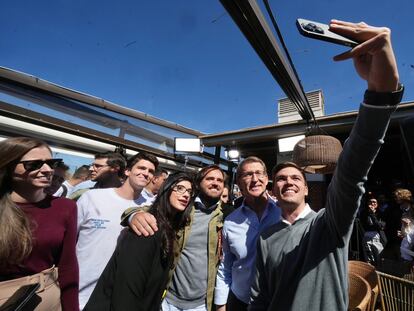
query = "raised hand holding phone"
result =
(329, 19, 399, 92)
(296, 18, 399, 92)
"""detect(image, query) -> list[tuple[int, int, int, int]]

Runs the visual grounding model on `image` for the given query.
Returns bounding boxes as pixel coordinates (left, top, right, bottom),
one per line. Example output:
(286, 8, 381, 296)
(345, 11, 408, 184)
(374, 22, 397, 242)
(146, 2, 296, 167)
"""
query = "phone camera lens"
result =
(303, 22, 324, 34)
(303, 23, 316, 31)
(314, 26, 324, 34)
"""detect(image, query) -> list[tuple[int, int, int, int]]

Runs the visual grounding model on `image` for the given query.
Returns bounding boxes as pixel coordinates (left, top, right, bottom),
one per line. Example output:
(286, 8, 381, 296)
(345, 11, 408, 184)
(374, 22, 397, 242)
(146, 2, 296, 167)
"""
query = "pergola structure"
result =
(207, 0, 414, 186)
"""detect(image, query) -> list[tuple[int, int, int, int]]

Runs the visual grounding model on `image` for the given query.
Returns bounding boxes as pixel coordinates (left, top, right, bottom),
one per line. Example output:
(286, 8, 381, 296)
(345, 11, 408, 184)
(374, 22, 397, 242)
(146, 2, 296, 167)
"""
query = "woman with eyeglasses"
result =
(84, 172, 194, 311)
(360, 194, 387, 266)
(0, 137, 78, 310)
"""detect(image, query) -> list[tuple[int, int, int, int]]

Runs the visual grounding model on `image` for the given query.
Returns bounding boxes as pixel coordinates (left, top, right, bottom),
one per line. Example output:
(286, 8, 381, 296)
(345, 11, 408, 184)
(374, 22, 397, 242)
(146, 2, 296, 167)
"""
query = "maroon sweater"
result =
(2, 196, 79, 310)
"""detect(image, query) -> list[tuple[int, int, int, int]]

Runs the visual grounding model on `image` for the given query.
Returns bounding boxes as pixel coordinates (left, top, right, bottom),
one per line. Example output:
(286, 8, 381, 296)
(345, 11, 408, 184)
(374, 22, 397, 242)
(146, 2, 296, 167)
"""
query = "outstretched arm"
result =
(325, 20, 402, 238)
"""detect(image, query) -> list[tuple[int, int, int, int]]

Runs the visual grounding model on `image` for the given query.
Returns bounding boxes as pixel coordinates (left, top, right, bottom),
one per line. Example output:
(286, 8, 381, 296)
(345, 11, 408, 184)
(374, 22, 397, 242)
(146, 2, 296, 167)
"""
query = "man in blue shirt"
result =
(215, 156, 281, 310)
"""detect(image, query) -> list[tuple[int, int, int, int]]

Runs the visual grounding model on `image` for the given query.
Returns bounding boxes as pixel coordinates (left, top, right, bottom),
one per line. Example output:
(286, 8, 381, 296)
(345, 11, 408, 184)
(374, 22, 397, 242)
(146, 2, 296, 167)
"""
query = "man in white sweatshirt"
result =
(76, 152, 159, 309)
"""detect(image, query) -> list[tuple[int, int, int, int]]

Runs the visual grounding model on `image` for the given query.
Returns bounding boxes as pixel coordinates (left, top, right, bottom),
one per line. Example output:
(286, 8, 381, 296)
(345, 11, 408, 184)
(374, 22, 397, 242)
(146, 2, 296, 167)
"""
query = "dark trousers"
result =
(227, 290, 248, 311)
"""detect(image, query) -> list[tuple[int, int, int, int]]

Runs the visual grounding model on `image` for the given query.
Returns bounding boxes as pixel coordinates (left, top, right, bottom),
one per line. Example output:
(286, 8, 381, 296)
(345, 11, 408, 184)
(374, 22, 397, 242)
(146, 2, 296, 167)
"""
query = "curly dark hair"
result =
(148, 172, 194, 266)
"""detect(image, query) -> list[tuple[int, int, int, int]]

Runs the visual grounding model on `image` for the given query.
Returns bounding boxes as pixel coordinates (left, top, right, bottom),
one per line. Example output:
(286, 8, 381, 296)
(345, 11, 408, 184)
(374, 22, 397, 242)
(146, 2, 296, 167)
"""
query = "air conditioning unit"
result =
(278, 90, 325, 123)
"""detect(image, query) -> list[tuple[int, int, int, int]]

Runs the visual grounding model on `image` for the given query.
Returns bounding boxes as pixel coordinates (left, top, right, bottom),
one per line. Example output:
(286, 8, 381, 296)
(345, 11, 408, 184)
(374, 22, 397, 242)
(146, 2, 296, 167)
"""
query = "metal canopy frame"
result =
(220, 0, 315, 122)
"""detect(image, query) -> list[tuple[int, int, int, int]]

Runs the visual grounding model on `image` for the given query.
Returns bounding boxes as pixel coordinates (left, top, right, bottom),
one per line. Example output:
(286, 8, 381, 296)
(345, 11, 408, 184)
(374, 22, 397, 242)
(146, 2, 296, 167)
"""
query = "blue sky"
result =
(1, 1, 413, 134)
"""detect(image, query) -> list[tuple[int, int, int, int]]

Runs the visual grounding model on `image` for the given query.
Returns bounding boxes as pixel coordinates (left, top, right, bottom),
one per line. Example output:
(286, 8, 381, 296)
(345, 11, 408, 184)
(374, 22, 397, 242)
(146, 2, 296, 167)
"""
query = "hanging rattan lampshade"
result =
(292, 135, 342, 174)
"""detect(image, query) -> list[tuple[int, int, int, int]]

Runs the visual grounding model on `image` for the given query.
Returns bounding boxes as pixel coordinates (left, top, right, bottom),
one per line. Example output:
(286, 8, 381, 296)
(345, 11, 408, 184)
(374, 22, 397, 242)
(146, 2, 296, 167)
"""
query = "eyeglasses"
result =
(173, 185, 194, 196)
(18, 159, 63, 172)
(90, 163, 110, 170)
(241, 170, 267, 180)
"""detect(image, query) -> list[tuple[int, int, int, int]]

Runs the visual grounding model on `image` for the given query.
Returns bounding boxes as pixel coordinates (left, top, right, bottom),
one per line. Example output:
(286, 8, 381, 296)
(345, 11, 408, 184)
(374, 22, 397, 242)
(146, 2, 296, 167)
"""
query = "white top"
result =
(53, 180, 74, 197)
(281, 204, 312, 225)
(76, 188, 146, 309)
(71, 180, 96, 193)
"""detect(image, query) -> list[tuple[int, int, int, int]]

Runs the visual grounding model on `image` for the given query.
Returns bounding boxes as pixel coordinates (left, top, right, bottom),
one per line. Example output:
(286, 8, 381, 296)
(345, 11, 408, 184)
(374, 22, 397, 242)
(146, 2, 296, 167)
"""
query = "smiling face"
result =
(199, 169, 224, 200)
(124, 159, 155, 191)
(368, 199, 378, 212)
(273, 166, 308, 209)
(237, 161, 268, 200)
(169, 180, 193, 212)
(13, 146, 54, 189)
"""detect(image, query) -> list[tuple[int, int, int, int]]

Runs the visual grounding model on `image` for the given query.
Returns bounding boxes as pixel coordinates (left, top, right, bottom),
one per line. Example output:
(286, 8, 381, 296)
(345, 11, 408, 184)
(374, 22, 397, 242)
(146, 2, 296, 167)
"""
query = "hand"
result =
(329, 20, 399, 92)
(216, 305, 226, 311)
(130, 211, 158, 236)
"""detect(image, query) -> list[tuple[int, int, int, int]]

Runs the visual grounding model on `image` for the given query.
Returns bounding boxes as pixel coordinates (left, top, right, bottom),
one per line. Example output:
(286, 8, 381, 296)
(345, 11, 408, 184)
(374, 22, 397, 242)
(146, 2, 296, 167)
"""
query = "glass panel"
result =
(0, 81, 197, 153)
(0, 80, 228, 169)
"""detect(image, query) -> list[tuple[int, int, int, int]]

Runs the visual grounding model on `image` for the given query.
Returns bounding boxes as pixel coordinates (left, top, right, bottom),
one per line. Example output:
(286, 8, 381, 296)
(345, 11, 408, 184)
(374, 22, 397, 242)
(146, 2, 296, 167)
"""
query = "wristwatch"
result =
(364, 83, 404, 106)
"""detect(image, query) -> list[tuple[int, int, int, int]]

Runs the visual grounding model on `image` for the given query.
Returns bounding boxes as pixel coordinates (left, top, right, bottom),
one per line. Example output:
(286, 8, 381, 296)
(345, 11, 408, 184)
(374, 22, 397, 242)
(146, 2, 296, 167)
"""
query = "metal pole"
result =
(214, 146, 221, 164)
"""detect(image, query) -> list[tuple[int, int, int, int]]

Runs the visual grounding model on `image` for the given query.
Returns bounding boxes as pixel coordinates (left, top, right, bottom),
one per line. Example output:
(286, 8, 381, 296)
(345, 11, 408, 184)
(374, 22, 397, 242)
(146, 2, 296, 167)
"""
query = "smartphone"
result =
(296, 18, 358, 48)
(0, 283, 40, 311)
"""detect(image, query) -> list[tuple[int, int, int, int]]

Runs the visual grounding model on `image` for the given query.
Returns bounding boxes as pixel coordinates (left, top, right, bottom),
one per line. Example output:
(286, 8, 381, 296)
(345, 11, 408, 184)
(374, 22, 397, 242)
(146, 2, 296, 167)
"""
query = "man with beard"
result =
(122, 164, 233, 311)
(215, 157, 281, 311)
(70, 152, 126, 200)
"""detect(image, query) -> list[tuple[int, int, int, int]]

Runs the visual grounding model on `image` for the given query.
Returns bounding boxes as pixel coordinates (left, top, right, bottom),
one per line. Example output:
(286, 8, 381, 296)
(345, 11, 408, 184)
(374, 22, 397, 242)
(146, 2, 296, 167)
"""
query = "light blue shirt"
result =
(214, 198, 281, 305)
(140, 187, 156, 205)
(71, 179, 96, 193)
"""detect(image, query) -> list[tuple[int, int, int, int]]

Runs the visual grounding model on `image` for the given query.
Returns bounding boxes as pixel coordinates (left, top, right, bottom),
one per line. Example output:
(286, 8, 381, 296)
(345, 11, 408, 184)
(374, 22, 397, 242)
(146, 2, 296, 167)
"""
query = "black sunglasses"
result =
(18, 159, 63, 172)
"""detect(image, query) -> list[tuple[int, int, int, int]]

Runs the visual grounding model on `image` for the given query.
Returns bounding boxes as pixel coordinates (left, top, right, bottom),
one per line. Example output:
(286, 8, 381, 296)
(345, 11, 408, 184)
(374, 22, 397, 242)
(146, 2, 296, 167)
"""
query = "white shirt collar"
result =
(281, 203, 312, 225)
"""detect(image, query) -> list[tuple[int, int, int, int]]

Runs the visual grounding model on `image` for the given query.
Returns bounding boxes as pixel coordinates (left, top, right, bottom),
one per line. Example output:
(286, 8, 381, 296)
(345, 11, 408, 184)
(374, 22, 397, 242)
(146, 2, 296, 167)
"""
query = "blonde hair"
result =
(0, 137, 51, 267)
(394, 188, 413, 203)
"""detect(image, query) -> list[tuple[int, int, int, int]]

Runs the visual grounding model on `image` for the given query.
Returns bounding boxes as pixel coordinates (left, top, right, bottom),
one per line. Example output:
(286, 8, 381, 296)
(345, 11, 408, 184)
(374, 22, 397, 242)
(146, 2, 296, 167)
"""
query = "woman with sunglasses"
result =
(84, 172, 194, 311)
(0, 137, 78, 310)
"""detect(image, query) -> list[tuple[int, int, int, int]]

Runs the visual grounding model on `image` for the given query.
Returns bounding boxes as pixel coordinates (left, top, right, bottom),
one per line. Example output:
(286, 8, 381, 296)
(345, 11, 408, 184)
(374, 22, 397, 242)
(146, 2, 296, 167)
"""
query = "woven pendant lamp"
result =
(293, 134, 342, 174)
